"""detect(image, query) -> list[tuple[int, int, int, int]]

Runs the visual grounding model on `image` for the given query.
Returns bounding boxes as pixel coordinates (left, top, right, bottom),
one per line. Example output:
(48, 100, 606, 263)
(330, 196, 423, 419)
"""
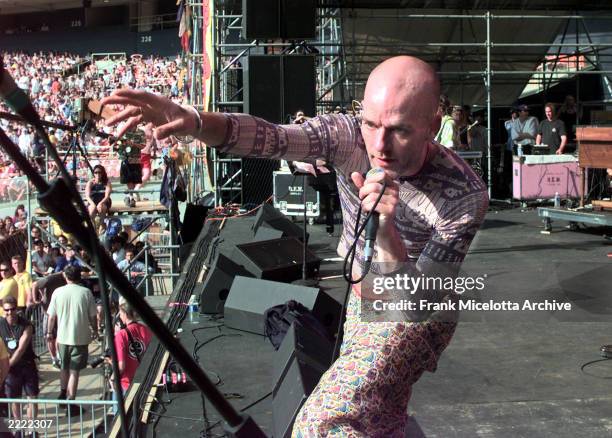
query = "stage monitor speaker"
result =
(242, 0, 280, 40)
(181, 203, 211, 244)
(233, 237, 320, 282)
(224, 276, 340, 335)
(272, 321, 333, 438)
(198, 253, 255, 314)
(253, 204, 305, 242)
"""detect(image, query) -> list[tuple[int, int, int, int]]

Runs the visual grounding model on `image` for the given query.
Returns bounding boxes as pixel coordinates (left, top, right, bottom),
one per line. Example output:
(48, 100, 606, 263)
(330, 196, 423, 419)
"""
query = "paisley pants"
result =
(292, 293, 456, 437)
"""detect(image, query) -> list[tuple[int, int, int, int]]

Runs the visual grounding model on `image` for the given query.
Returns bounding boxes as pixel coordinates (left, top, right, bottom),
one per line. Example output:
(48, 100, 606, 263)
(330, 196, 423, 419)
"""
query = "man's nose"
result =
(373, 127, 390, 152)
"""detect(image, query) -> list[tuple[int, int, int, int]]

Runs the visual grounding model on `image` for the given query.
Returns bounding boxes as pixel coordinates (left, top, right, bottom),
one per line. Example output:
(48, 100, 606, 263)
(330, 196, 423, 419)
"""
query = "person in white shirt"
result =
(511, 104, 539, 152)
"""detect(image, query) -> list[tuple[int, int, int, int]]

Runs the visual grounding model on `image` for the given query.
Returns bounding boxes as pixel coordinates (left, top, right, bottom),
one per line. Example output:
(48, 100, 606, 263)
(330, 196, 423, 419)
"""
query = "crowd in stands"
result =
(0, 50, 187, 202)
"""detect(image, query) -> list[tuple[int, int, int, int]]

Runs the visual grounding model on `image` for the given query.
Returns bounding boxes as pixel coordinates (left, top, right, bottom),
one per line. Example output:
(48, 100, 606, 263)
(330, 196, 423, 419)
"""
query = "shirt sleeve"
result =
(216, 113, 366, 170)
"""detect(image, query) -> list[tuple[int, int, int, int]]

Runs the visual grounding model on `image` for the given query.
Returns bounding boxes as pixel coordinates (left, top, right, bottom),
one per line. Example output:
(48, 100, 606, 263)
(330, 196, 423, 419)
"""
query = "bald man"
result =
(102, 56, 488, 437)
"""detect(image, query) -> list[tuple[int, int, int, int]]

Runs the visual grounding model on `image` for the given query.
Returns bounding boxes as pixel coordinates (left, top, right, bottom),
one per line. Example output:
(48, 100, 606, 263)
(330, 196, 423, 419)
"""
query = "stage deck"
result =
(150, 207, 612, 438)
(35, 200, 168, 217)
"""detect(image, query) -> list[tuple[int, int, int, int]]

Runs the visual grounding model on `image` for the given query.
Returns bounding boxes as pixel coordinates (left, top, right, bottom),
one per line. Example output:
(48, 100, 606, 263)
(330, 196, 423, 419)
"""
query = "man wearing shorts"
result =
(46, 266, 97, 415)
(0, 296, 39, 421)
(30, 271, 66, 367)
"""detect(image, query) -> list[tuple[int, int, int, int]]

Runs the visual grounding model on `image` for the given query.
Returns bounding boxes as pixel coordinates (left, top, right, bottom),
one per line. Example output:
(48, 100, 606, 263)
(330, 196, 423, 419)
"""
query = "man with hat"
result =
(511, 104, 539, 153)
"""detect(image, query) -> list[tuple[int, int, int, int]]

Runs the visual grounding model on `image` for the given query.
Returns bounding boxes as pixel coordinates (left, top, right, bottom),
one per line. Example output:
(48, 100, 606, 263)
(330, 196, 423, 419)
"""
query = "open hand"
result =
(101, 89, 198, 140)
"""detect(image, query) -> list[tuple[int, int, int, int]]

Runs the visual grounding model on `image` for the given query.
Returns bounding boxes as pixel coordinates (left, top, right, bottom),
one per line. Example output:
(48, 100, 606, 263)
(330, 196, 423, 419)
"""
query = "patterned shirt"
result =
(218, 113, 489, 274)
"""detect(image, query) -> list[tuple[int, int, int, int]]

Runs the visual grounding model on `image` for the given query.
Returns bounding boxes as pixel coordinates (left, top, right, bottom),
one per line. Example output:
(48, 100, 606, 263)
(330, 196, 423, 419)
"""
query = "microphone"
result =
(460, 120, 479, 135)
(363, 167, 384, 263)
(0, 59, 43, 129)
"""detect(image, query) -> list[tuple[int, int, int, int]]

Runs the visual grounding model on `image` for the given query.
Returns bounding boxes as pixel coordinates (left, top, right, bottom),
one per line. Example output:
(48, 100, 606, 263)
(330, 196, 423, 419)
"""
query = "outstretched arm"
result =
(101, 90, 363, 165)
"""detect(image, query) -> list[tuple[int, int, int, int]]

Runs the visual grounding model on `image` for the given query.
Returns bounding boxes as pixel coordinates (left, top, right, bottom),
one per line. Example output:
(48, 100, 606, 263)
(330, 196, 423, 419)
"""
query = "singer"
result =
(102, 56, 488, 437)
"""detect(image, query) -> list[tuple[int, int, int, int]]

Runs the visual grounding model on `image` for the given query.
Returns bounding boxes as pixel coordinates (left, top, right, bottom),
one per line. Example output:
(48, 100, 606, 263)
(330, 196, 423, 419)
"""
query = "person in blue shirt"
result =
(116, 246, 153, 295)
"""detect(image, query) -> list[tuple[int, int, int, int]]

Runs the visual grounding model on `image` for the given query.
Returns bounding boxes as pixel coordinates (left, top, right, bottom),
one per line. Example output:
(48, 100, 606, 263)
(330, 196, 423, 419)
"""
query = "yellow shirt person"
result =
(12, 255, 32, 308)
(0, 262, 19, 318)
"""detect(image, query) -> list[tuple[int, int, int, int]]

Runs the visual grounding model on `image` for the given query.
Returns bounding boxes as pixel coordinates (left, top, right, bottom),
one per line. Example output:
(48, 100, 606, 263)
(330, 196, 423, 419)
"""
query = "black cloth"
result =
(538, 119, 566, 153)
(0, 316, 36, 367)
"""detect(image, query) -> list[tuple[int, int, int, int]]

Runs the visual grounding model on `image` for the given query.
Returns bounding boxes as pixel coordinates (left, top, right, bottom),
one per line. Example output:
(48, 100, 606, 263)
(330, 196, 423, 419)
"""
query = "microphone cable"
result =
(332, 180, 386, 360)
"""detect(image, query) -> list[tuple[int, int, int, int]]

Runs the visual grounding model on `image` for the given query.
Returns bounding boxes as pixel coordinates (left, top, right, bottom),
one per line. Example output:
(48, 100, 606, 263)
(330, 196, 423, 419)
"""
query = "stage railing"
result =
(0, 398, 117, 437)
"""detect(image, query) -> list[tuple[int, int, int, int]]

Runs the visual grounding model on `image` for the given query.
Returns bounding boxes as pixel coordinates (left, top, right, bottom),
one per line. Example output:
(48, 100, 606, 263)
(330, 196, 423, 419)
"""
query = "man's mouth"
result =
(372, 156, 395, 167)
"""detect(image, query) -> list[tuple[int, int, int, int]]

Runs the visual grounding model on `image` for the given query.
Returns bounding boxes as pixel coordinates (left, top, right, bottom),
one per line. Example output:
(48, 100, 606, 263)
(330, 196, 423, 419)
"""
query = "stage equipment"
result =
(273, 171, 320, 219)
(233, 237, 320, 282)
(576, 126, 612, 206)
(512, 155, 581, 201)
(272, 321, 333, 438)
(243, 0, 315, 40)
(252, 204, 306, 242)
(198, 252, 254, 314)
(224, 276, 340, 336)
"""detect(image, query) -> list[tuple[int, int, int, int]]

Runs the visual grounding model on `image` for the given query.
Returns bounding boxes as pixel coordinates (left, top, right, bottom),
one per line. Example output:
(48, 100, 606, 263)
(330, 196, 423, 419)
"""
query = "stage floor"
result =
(150, 207, 612, 438)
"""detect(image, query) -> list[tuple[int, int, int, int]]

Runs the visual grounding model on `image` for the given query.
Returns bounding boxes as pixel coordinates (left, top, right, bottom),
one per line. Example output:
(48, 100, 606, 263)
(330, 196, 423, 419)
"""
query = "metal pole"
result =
(486, 11, 492, 199)
(27, 176, 32, 277)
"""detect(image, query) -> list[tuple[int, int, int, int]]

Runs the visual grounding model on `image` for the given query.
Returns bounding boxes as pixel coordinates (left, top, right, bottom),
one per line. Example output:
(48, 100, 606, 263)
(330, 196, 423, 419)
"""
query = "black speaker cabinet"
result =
(252, 204, 305, 242)
(272, 321, 333, 438)
(224, 276, 340, 335)
(233, 237, 320, 282)
(244, 55, 316, 123)
(198, 252, 254, 314)
(243, 0, 315, 40)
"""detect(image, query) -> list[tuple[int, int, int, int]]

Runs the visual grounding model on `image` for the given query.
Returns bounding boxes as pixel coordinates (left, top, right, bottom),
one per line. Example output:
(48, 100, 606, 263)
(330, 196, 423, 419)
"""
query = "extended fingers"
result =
(105, 106, 143, 127)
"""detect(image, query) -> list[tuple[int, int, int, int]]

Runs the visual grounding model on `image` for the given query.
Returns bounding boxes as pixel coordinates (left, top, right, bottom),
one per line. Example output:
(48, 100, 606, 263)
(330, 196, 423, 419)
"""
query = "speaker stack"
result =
(207, 6, 328, 430)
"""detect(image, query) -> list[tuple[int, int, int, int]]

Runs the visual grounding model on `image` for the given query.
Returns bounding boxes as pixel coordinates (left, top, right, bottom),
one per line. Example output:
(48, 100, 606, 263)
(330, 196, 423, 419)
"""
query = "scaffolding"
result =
(185, 4, 612, 202)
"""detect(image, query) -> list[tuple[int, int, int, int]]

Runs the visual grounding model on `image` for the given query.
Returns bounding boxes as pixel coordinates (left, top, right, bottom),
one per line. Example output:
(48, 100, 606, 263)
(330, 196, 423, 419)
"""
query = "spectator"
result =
(13, 204, 27, 229)
(7, 169, 28, 201)
(30, 272, 66, 367)
(11, 255, 32, 312)
(85, 164, 112, 223)
(31, 239, 53, 277)
(0, 296, 39, 422)
(46, 266, 97, 415)
(110, 235, 126, 265)
(113, 296, 151, 393)
(54, 244, 80, 273)
(117, 245, 153, 295)
(0, 261, 19, 317)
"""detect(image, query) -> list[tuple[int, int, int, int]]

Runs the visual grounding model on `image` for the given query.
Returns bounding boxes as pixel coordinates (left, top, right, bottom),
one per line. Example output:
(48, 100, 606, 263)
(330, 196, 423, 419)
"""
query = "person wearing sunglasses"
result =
(0, 261, 18, 318)
(0, 295, 38, 422)
(85, 164, 112, 223)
